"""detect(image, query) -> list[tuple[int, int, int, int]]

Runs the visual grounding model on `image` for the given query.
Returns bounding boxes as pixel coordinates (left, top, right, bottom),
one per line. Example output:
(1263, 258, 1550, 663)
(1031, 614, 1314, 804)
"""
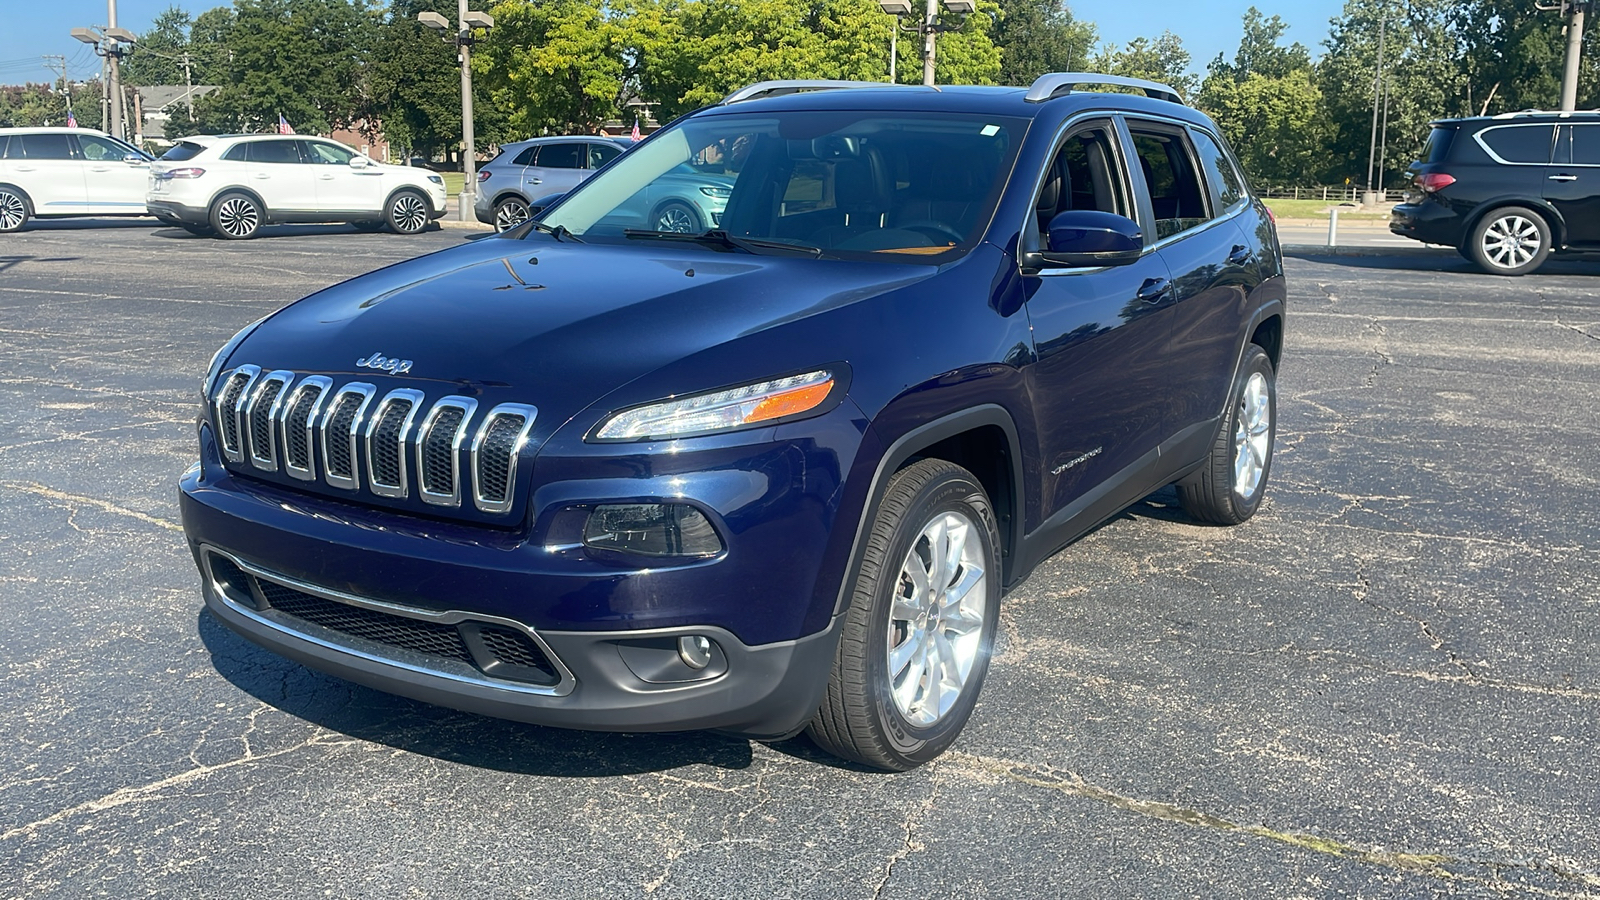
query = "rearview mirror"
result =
(1036, 210, 1144, 268)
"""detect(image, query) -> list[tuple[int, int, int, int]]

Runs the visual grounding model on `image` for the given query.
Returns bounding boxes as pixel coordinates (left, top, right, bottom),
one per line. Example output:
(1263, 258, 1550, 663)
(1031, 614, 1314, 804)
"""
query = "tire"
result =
(386, 190, 430, 235)
(652, 200, 701, 234)
(209, 192, 263, 240)
(180, 223, 214, 237)
(0, 186, 31, 233)
(493, 196, 531, 233)
(806, 459, 1001, 771)
(1178, 344, 1276, 525)
(1468, 206, 1552, 276)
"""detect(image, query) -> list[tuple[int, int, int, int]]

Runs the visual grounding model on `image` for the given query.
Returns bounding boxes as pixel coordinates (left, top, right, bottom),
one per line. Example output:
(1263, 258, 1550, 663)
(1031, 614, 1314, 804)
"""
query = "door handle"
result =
(319, 175, 335, 180)
(1136, 277, 1172, 304)
(526, 178, 542, 185)
(1228, 244, 1254, 266)
(253, 173, 271, 179)
(1549, 174, 1579, 182)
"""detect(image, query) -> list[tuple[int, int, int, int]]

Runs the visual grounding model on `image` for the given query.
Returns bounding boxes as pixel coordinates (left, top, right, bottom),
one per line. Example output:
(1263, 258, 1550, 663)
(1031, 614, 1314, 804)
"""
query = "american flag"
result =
(277, 114, 294, 135)
(66, 110, 77, 128)
(630, 117, 641, 142)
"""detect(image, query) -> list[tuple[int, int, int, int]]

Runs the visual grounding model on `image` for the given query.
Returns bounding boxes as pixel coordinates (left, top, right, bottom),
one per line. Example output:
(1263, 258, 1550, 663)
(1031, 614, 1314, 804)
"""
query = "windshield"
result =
(536, 110, 1027, 261)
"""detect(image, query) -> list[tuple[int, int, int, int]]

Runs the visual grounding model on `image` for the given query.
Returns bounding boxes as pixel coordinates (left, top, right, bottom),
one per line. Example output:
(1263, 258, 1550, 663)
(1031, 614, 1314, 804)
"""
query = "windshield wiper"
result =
(624, 229, 823, 258)
(526, 220, 583, 243)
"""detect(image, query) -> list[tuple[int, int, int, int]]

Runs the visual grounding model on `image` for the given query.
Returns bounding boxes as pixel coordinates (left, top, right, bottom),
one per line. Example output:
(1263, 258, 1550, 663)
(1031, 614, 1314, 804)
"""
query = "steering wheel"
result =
(897, 221, 964, 245)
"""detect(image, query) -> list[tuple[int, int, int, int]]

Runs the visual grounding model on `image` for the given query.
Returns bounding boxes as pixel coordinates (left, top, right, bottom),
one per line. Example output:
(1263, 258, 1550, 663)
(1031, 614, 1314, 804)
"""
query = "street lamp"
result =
(877, 0, 975, 86)
(419, 3, 494, 221)
(70, 23, 136, 140)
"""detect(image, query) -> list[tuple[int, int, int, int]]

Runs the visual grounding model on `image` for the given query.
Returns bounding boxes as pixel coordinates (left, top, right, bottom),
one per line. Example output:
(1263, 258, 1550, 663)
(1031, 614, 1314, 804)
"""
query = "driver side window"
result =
(1025, 122, 1129, 254)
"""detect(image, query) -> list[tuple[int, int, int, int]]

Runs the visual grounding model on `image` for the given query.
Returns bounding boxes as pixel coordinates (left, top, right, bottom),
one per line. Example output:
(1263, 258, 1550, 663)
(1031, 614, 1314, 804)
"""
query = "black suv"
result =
(181, 75, 1285, 770)
(1391, 112, 1600, 274)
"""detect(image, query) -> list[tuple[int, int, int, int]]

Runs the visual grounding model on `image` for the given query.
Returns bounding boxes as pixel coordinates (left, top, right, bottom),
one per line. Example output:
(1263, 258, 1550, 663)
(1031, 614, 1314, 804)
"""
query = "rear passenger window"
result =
(16, 134, 74, 160)
(1129, 128, 1210, 240)
(1479, 125, 1554, 164)
(1556, 125, 1600, 166)
(1190, 129, 1245, 211)
(247, 140, 303, 164)
(535, 143, 583, 169)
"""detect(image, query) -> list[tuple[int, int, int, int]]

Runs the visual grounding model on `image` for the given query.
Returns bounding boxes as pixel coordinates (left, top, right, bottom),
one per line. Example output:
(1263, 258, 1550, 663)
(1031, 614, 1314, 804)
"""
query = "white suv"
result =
(147, 134, 448, 239)
(0, 127, 153, 233)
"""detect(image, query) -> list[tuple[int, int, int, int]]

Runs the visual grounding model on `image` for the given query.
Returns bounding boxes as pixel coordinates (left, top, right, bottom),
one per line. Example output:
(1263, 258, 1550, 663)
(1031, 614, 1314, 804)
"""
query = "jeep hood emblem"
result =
(356, 352, 413, 375)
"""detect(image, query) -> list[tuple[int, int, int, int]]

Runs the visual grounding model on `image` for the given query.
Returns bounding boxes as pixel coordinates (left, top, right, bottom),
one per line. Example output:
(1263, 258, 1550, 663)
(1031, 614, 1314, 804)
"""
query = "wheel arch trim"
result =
(383, 184, 434, 214)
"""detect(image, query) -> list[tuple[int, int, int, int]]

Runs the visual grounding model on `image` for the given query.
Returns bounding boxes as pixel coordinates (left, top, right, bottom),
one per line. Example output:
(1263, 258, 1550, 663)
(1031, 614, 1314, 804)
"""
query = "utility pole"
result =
(70, 4, 137, 140)
(1538, 1, 1591, 112)
(42, 55, 71, 124)
(182, 53, 195, 121)
(877, 0, 973, 87)
(1366, 11, 1387, 199)
(419, 4, 494, 221)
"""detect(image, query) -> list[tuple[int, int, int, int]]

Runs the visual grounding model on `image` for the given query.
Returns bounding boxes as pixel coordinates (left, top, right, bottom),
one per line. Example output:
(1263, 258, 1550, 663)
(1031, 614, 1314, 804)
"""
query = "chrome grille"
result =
(208, 366, 536, 515)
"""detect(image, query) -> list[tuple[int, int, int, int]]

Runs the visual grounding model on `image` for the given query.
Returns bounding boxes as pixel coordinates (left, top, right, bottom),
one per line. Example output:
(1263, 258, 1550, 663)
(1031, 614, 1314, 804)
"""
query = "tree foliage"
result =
(367, 0, 502, 158)
(993, 0, 1095, 85)
(1088, 32, 1198, 99)
(0, 82, 103, 130)
(1196, 8, 1322, 186)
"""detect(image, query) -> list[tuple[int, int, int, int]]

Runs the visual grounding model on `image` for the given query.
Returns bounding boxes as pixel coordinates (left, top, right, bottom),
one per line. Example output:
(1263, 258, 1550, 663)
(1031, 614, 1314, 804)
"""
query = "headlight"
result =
(427, 174, 444, 186)
(699, 186, 732, 198)
(592, 370, 836, 441)
(202, 316, 268, 402)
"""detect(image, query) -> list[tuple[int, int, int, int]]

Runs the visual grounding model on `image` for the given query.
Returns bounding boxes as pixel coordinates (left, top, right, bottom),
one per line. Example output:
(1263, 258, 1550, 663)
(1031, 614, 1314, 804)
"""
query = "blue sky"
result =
(1, 0, 1350, 87)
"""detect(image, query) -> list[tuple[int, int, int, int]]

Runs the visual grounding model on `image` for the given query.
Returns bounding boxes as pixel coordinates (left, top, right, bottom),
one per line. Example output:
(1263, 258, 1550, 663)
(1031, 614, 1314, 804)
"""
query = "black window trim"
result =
(1554, 124, 1600, 168)
(1020, 112, 1147, 276)
(1187, 125, 1248, 215)
(1472, 123, 1558, 167)
(1121, 114, 1238, 249)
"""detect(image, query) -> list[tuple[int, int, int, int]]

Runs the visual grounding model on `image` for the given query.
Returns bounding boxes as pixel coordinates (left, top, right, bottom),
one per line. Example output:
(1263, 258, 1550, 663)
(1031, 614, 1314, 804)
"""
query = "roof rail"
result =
(1487, 108, 1600, 120)
(1025, 73, 1185, 105)
(721, 80, 926, 105)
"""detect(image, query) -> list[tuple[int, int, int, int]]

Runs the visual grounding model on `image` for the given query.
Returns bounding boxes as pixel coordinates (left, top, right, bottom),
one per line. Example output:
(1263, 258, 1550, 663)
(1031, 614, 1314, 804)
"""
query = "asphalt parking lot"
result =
(2, 219, 1598, 898)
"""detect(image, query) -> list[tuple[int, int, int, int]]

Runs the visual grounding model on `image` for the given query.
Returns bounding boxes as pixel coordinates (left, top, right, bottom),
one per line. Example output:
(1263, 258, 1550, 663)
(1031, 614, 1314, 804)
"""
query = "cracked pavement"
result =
(1, 222, 1598, 898)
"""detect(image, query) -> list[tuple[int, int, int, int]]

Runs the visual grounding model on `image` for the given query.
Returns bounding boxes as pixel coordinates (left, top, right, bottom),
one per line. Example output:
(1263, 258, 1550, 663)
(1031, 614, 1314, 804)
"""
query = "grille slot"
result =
(417, 398, 477, 507)
(320, 384, 375, 490)
(246, 371, 293, 471)
(365, 390, 423, 498)
(280, 376, 331, 481)
(214, 365, 260, 462)
(204, 549, 565, 688)
(471, 404, 537, 514)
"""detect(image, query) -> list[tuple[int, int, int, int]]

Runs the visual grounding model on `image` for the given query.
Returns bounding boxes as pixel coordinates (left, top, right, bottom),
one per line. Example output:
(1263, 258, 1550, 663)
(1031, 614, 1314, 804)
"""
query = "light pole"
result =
(877, 0, 974, 87)
(420, 4, 494, 221)
(1538, 0, 1592, 112)
(70, 21, 137, 140)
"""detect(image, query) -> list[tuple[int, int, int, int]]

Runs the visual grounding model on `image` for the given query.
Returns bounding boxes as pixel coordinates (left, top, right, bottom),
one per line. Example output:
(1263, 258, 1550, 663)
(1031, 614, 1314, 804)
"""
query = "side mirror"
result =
(124, 153, 146, 164)
(528, 192, 566, 218)
(1036, 210, 1144, 268)
(349, 156, 371, 168)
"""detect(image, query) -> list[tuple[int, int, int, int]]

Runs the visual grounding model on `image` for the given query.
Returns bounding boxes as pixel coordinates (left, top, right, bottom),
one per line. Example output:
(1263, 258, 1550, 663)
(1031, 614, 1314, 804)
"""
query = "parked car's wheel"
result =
(494, 196, 531, 232)
(0, 187, 32, 233)
(807, 459, 1001, 771)
(652, 201, 701, 233)
(1178, 344, 1276, 525)
(1469, 206, 1552, 276)
(179, 223, 214, 237)
(386, 190, 430, 235)
(210, 192, 263, 240)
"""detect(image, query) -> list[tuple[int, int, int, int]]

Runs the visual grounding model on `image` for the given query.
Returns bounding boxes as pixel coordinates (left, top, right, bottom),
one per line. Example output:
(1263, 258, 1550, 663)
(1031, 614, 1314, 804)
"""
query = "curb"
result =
(1282, 244, 1454, 259)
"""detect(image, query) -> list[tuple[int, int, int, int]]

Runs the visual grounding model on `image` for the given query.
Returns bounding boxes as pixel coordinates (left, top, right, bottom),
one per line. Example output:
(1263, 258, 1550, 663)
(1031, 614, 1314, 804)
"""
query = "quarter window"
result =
(15, 133, 74, 160)
(1129, 127, 1210, 240)
(535, 143, 583, 169)
(1190, 129, 1245, 211)
(1478, 125, 1554, 164)
(76, 134, 128, 161)
(512, 146, 538, 166)
(588, 142, 623, 168)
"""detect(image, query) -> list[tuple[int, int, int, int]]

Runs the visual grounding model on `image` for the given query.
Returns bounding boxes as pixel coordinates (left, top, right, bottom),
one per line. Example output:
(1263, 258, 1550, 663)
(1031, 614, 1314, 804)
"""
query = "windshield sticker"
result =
(980, 124, 1000, 136)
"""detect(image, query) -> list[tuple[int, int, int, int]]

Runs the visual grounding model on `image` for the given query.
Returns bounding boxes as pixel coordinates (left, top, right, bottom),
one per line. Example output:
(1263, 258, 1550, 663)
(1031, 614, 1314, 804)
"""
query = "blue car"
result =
(181, 75, 1285, 770)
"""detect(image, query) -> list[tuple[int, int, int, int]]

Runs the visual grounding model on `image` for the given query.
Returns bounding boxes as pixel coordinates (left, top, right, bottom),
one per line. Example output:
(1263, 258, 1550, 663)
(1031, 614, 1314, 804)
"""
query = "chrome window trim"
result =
(213, 364, 260, 463)
(470, 403, 539, 515)
(200, 544, 575, 697)
(1553, 124, 1600, 168)
(1472, 123, 1558, 167)
(364, 388, 426, 499)
(278, 375, 333, 482)
(318, 382, 376, 491)
(246, 370, 295, 472)
(416, 396, 480, 507)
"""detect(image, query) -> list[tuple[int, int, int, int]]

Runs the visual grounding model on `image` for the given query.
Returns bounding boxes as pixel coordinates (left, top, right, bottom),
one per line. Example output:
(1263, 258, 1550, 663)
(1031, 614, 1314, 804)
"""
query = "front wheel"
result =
(494, 196, 531, 232)
(386, 191, 431, 235)
(652, 201, 701, 234)
(806, 459, 1001, 771)
(1178, 344, 1276, 525)
(1469, 207, 1552, 276)
(0, 187, 33, 233)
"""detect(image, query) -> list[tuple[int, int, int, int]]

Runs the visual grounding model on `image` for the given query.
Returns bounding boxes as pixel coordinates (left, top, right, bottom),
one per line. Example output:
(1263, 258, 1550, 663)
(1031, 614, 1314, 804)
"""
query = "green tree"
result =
(992, 0, 1096, 86)
(367, 0, 503, 160)
(1196, 8, 1322, 186)
(1088, 32, 1197, 98)
(477, 0, 642, 135)
(1206, 7, 1310, 81)
(122, 6, 196, 87)
(191, 0, 376, 134)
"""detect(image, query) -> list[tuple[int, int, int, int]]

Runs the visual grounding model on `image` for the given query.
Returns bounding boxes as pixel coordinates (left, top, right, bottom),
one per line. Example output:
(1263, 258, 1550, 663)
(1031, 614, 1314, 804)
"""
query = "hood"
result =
(231, 236, 933, 430)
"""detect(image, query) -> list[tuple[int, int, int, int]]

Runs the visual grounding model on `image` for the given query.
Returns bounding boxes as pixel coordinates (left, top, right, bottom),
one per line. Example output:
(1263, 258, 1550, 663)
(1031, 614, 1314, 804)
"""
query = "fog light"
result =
(678, 635, 713, 670)
(583, 504, 722, 557)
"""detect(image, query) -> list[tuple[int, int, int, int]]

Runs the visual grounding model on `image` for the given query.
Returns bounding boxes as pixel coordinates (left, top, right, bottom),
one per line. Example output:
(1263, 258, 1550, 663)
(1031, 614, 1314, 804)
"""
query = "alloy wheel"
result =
(494, 199, 530, 232)
(1233, 371, 1271, 499)
(392, 195, 428, 233)
(216, 198, 259, 238)
(886, 510, 988, 728)
(1481, 214, 1542, 270)
(0, 191, 25, 231)
(655, 205, 697, 233)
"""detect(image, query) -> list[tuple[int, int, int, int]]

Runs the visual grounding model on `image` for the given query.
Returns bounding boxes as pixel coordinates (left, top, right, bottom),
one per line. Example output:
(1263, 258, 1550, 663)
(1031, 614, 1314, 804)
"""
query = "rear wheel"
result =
(210, 192, 263, 240)
(1178, 344, 1276, 525)
(806, 459, 1000, 771)
(386, 190, 430, 235)
(0, 187, 31, 233)
(1469, 206, 1552, 276)
(494, 196, 531, 232)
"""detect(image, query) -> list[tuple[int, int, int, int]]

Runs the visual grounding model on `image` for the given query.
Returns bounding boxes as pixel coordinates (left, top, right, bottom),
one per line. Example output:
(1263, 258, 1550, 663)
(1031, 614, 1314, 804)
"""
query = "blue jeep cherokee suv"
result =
(180, 74, 1285, 770)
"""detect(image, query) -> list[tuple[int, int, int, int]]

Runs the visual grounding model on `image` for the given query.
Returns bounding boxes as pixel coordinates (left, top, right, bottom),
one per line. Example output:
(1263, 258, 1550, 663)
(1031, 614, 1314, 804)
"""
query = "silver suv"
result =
(474, 136, 628, 231)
